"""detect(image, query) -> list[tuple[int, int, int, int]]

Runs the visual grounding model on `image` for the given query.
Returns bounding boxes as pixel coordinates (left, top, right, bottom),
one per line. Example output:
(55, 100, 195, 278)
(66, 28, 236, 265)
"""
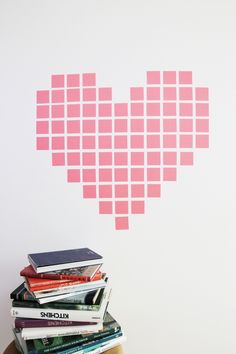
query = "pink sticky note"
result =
(67, 104, 80, 119)
(196, 135, 209, 148)
(52, 153, 65, 166)
(196, 119, 209, 132)
(179, 87, 193, 100)
(99, 136, 112, 149)
(147, 71, 160, 84)
(163, 119, 177, 132)
(147, 152, 161, 165)
(147, 87, 160, 100)
(164, 87, 176, 100)
(83, 185, 96, 199)
(99, 168, 112, 182)
(99, 185, 112, 198)
(99, 104, 112, 117)
(179, 71, 192, 84)
(147, 168, 160, 181)
(67, 169, 80, 182)
(52, 137, 65, 150)
(131, 103, 144, 116)
(36, 137, 49, 150)
(131, 201, 144, 214)
(67, 89, 80, 102)
(83, 169, 96, 182)
(83, 120, 95, 133)
(82, 136, 95, 149)
(130, 87, 144, 101)
(115, 216, 129, 230)
(52, 90, 64, 103)
(115, 201, 128, 214)
(67, 120, 80, 133)
(147, 184, 161, 197)
(195, 88, 209, 101)
(131, 152, 144, 165)
(163, 168, 177, 181)
(67, 136, 80, 150)
(67, 152, 80, 166)
(180, 152, 193, 165)
(83, 88, 96, 101)
(37, 90, 49, 104)
(99, 88, 112, 101)
(82, 104, 95, 117)
(82, 73, 96, 86)
(115, 184, 128, 198)
(99, 120, 112, 133)
(52, 105, 65, 118)
(115, 119, 127, 132)
(147, 103, 160, 116)
(99, 152, 112, 165)
(36, 121, 49, 134)
(115, 136, 127, 149)
(115, 168, 128, 182)
(99, 201, 113, 214)
(52, 121, 64, 134)
(180, 103, 193, 116)
(82, 152, 96, 166)
(163, 103, 176, 116)
(196, 103, 209, 117)
(67, 74, 80, 87)
(131, 184, 144, 198)
(163, 152, 177, 165)
(163, 135, 177, 148)
(131, 168, 144, 182)
(179, 119, 193, 132)
(131, 119, 144, 132)
(180, 135, 193, 148)
(37, 105, 49, 119)
(147, 119, 160, 132)
(147, 135, 160, 148)
(131, 135, 144, 148)
(114, 103, 128, 116)
(52, 75, 64, 88)
(114, 152, 128, 165)
(163, 71, 176, 84)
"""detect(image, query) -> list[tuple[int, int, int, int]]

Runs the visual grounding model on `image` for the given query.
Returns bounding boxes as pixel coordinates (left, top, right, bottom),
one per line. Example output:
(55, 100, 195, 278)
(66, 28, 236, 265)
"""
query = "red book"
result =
(20, 264, 101, 282)
(25, 272, 103, 292)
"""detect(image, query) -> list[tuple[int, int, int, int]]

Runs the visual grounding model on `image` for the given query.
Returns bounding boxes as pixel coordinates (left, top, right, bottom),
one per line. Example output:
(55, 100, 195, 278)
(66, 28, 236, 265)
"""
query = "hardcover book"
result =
(28, 248, 103, 273)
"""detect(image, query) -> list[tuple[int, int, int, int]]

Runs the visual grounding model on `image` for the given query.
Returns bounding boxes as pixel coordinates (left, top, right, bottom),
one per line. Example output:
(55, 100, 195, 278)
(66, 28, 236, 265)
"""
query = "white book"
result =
(21, 322, 103, 340)
(11, 287, 111, 323)
(73, 335, 126, 354)
(32, 279, 107, 298)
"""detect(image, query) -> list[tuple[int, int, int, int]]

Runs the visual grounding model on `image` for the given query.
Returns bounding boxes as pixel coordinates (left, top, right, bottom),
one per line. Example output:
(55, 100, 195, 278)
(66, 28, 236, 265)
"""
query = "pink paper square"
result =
(52, 90, 64, 103)
(99, 136, 112, 149)
(164, 87, 176, 100)
(99, 168, 112, 182)
(147, 168, 160, 181)
(147, 71, 160, 84)
(36, 137, 49, 150)
(67, 120, 80, 133)
(99, 201, 112, 214)
(67, 104, 80, 118)
(131, 168, 144, 181)
(131, 135, 144, 148)
(115, 217, 129, 230)
(163, 152, 177, 165)
(67, 89, 80, 102)
(196, 88, 209, 101)
(115, 119, 127, 132)
(147, 119, 160, 132)
(114, 152, 128, 165)
(37, 105, 49, 119)
(82, 104, 96, 117)
(180, 119, 193, 132)
(67, 152, 80, 165)
(131, 201, 144, 214)
(52, 137, 64, 150)
(99, 152, 112, 165)
(179, 87, 193, 100)
(67, 74, 80, 87)
(99, 88, 112, 101)
(147, 152, 161, 165)
(163, 71, 176, 84)
(99, 120, 112, 133)
(196, 135, 209, 148)
(115, 201, 128, 214)
(147, 103, 160, 116)
(147, 184, 161, 197)
(131, 119, 144, 132)
(67, 169, 80, 182)
(52, 120, 64, 134)
(52, 152, 65, 166)
(131, 184, 144, 198)
(37, 90, 49, 104)
(114, 103, 128, 116)
(147, 135, 160, 148)
(180, 152, 193, 165)
(163, 103, 176, 116)
(131, 103, 144, 116)
(196, 119, 209, 132)
(83, 169, 96, 182)
(179, 71, 192, 84)
(67, 136, 80, 150)
(36, 121, 49, 134)
(130, 87, 144, 101)
(82, 136, 95, 149)
(147, 87, 160, 100)
(163, 119, 177, 132)
(52, 75, 64, 88)
(99, 185, 112, 198)
(52, 105, 65, 118)
(196, 103, 209, 117)
(83, 120, 95, 133)
(163, 168, 177, 181)
(115, 168, 128, 181)
(83, 88, 96, 101)
(82, 152, 96, 165)
(180, 135, 193, 148)
(163, 135, 176, 148)
(82, 73, 96, 86)
(83, 185, 96, 199)
(114, 136, 127, 149)
(115, 184, 128, 198)
(180, 103, 193, 116)
(131, 152, 144, 165)
(99, 104, 112, 117)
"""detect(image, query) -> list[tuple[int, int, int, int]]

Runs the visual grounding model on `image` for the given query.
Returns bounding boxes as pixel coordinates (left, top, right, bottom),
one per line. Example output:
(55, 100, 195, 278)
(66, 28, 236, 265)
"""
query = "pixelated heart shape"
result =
(36, 71, 209, 230)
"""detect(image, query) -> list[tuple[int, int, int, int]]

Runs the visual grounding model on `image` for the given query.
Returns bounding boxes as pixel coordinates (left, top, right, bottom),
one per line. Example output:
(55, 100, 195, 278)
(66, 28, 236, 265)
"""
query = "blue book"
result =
(28, 248, 103, 274)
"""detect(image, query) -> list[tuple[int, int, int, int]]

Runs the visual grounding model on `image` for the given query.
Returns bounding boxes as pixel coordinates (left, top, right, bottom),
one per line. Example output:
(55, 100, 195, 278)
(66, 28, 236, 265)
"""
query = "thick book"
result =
(20, 264, 101, 282)
(11, 283, 101, 305)
(28, 248, 103, 273)
(12, 288, 104, 311)
(14, 312, 121, 354)
(15, 318, 97, 328)
(25, 271, 102, 292)
(11, 287, 111, 323)
(20, 322, 103, 340)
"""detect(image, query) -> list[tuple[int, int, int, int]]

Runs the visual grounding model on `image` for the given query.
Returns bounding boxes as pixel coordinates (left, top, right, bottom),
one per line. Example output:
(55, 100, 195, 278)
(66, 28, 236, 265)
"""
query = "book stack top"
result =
(10, 247, 125, 354)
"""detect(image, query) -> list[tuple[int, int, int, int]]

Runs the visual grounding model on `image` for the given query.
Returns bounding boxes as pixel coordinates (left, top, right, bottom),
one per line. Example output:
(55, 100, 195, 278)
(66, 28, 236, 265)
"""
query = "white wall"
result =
(1, 0, 236, 352)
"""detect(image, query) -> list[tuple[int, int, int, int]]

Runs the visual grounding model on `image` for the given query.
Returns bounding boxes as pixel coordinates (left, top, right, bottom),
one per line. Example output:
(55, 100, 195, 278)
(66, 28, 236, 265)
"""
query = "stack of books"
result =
(10, 247, 125, 353)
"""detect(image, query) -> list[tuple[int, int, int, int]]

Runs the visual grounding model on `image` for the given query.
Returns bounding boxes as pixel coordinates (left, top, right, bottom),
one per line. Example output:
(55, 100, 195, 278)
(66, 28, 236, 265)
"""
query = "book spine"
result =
(21, 271, 101, 282)
(14, 318, 96, 328)
(12, 300, 100, 311)
(11, 307, 103, 322)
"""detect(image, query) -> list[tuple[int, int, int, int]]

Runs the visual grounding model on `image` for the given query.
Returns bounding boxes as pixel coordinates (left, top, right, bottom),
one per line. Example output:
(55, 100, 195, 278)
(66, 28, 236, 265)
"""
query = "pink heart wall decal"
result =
(36, 71, 209, 230)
